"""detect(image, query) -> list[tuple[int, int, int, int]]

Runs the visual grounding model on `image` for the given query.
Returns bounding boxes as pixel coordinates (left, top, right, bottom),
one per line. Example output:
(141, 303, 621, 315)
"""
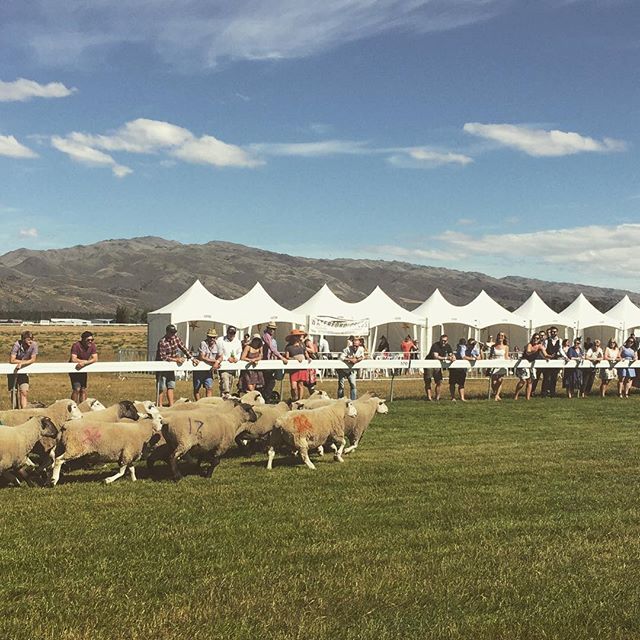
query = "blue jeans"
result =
(337, 369, 357, 400)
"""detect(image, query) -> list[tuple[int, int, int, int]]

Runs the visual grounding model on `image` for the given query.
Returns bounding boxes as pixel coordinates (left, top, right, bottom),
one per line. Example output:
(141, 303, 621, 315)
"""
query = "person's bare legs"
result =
(514, 379, 525, 400)
(166, 388, 175, 407)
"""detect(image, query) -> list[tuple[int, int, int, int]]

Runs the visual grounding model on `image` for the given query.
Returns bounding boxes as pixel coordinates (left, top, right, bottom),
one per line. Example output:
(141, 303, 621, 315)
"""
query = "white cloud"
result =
(19, 227, 38, 238)
(51, 135, 132, 177)
(250, 140, 369, 157)
(3, 1, 506, 68)
(0, 135, 39, 159)
(374, 223, 640, 283)
(463, 123, 627, 157)
(171, 135, 262, 168)
(51, 118, 260, 175)
(0, 78, 76, 101)
(388, 147, 473, 168)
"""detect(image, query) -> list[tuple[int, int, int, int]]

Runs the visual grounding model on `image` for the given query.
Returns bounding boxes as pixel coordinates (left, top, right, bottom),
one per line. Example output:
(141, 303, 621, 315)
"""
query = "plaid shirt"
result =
(156, 334, 190, 362)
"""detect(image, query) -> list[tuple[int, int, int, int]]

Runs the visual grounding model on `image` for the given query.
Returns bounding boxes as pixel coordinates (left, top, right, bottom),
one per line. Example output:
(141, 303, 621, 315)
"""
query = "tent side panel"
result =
(147, 313, 172, 360)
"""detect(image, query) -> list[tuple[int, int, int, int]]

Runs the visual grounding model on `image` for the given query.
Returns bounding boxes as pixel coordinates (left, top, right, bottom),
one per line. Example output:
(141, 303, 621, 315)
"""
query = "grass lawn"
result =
(1, 394, 639, 639)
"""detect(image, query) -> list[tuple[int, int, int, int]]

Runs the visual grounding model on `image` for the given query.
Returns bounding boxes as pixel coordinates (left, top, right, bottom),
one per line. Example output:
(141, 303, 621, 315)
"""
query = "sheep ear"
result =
(285, 399, 293, 408)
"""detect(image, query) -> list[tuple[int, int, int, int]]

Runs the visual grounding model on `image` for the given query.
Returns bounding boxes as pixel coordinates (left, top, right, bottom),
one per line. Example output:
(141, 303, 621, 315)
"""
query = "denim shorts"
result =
(156, 371, 176, 391)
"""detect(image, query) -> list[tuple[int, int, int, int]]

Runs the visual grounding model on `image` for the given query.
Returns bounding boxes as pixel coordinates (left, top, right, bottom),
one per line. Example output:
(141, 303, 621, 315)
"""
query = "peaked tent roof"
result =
(351, 286, 423, 326)
(559, 294, 620, 329)
(148, 279, 229, 324)
(292, 284, 357, 320)
(456, 290, 527, 329)
(412, 288, 465, 325)
(605, 295, 640, 329)
(514, 291, 566, 328)
(149, 280, 304, 327)
(225, 282, 304, 327)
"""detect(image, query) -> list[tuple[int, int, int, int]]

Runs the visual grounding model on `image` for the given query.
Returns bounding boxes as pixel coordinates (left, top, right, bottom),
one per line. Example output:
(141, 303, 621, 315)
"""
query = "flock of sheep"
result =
(0, 389, 389, 486)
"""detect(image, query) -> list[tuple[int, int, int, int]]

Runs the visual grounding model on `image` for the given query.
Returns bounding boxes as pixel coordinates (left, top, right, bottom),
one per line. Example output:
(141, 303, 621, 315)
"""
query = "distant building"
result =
(92, 318, 115, 325)
(49, 318, 92, 326)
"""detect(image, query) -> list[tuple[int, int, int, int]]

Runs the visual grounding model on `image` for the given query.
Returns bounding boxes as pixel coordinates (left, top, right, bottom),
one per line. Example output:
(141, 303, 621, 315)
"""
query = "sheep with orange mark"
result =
(234, 401, 292, 451)
(50, 413, 163, 485)
(267, 399, 357, 470)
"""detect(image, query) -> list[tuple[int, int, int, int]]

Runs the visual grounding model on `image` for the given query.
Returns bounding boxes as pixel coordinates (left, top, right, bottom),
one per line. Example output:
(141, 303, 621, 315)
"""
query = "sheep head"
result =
(119, 400, 139, 421)
(345, 401, 358, 418)
(376, 399, 389, 414)
(32, 417, 59, 456)
(67, 401, 83, 421)
(89, 399, 106, 411)
(240, 403, 258, 423)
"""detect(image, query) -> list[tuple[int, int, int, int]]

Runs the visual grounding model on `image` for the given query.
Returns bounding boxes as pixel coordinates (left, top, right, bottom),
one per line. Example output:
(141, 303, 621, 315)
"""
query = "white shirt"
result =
(318, 337, 330, 354)
(216, 336, 243, 360)
(340, 345, 365, 361)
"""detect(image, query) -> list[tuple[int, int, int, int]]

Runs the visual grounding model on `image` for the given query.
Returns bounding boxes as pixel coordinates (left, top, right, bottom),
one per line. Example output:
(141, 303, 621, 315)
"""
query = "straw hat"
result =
(206, 328, 218, 338)
(266, 322, 277, 330)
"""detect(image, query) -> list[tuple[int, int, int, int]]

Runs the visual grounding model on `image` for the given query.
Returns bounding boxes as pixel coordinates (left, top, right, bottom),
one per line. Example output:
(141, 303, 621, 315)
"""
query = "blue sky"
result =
(1, 0, 639, 290)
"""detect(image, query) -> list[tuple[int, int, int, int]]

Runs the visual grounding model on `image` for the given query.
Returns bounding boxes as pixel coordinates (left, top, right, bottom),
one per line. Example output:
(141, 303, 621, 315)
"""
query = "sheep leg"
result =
(168, 451, 183, 481)
(266, 446, 276, 470)
(333, 437, 346, 463)
(104, 465, 127, 484)
(343, 439, 359, 454)
(316, 445, 324, 457)
(50, 458, 65, 486)
(202, 454, 220, 478)
(128, 466, 137, 482)
(299, 441, 316, 470)
(2, 470, 21, 486)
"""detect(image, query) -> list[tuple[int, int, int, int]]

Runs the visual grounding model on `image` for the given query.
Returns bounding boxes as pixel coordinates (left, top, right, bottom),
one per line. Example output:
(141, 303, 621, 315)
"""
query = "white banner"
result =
(309, 316, 370, 336)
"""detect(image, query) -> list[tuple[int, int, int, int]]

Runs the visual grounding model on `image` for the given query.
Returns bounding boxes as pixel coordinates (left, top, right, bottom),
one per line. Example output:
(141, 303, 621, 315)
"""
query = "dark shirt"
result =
(70, 341, 97, 362)
(428, 342, 453, 359)
(545, 337, 562, 358)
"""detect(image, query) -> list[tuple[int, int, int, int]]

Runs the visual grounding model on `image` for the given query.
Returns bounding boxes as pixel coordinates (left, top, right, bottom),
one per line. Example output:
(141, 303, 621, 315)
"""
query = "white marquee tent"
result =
(606, 296, 640, 340)
(558, 294, 621, 341)
(147, 280, 304, 357)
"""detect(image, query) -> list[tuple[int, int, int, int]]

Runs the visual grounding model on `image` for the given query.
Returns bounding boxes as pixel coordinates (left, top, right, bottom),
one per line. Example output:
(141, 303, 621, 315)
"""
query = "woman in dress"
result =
(284, 329, 311, 401)
(514, 333, 548, 401)
(600, 338, 620, 398)
(617, 337, 636, 398)
(240, 334, 264, 393)
(564, 337, 584, 399)
(489, 332, 509, 401)
(584, 339, 603, 396)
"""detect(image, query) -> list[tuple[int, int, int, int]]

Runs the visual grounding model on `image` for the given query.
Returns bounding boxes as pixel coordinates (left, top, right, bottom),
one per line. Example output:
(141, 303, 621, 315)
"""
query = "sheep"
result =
(161, 402, 258, 481)
(234, 401, 292, 451)
(50, 414, 163, 485)
(0, 399, 82, 428)
(134, 400, 161, 420)
(77, 400, 140, 423)
(290, 390, 331, 409)
(342, 393, 388, 454)
(197, 390, 265, 406)
(77, 398, 107, 412)
(267, 399, 357, 471)
(0, 416, 59, 486)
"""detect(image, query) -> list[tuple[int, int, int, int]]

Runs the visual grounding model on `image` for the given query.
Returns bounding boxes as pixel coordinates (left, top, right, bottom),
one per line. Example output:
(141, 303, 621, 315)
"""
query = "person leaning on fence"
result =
(424, 334, 454, 401)
(337, 336, 365, 400)
(449, 338, 477, 402)
(284, 329, 311, 402)
(69, 331, 98, 404)
(8, 330, 38, 409)
(584, 339, 603, 396)
(194, 328, 222, 400)
(617, 337, 636, 399)
(541, 327, 563, 397)
(240, 334, 264, 393)
(563, 337, 585, 399)
(600, 338, 619, 398)
(156, 323, 197, 407)
(262, 322, 288, 403)
(216, 326, 243, 396)
(514, 333, 548, 401)
(488, 332, 509, 401)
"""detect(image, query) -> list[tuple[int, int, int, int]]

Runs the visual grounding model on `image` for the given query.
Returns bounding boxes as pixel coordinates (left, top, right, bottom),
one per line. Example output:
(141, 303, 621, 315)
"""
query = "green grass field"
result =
(1, 392, 639, 640)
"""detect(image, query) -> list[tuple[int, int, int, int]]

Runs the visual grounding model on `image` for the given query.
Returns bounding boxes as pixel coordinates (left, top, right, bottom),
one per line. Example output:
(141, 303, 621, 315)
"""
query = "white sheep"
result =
(0, 399, 82, 428)
(50, 414, 163, 485)
(79, 400, 141, 423)
(77, 398, 107, 412)
(234, 401, 292, 450)
(161, 402, 258, 481)
(196, 390, 265, 406)
(342, 392, 388, 454)
(0, 416, 59, 486)
(268, 399, 357, 471)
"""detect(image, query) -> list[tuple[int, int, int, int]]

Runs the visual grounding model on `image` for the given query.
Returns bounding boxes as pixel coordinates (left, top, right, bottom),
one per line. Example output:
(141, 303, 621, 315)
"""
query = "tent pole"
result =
(185, 322, 190, 353)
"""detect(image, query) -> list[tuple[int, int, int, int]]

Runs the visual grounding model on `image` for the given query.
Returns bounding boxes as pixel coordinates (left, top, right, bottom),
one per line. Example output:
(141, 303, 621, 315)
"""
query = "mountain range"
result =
(0, 237, 636, 318)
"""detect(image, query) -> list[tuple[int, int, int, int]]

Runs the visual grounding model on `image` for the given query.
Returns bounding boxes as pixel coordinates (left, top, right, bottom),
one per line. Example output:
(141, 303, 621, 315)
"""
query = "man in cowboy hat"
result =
(262, 321, 288, 403)
(193, 327, 222, 400)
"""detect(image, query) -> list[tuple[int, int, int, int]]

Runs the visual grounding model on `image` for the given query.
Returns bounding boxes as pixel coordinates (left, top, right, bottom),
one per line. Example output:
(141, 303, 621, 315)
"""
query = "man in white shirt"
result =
(216, 325, 243, 395)
(337, 336, 365, 400)
(318, 335, 330, 357)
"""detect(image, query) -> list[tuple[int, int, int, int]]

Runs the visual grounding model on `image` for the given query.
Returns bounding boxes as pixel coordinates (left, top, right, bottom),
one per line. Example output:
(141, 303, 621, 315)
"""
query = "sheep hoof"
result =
(334, 455, 345, 463)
